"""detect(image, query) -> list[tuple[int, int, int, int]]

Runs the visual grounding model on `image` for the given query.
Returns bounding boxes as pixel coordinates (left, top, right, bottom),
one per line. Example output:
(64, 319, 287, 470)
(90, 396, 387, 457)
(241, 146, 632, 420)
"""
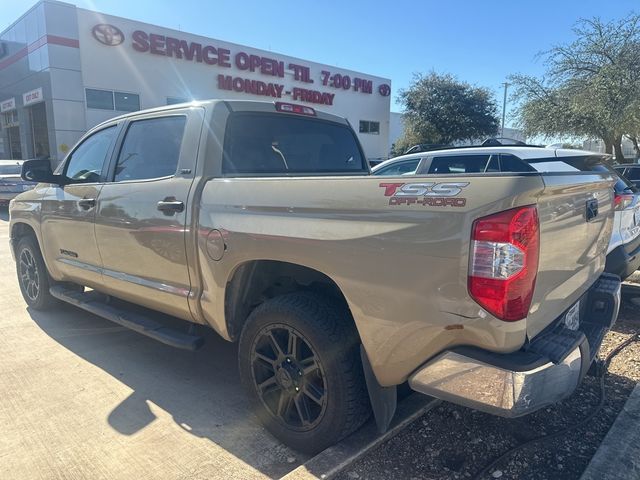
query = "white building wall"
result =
(389, 111, 405, 153)
(74, 8, 391, 160)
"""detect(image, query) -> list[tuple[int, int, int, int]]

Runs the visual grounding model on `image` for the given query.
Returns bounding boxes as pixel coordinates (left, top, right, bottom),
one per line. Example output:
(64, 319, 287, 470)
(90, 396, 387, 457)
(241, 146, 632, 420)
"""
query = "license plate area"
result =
(564, 301, 580, 331)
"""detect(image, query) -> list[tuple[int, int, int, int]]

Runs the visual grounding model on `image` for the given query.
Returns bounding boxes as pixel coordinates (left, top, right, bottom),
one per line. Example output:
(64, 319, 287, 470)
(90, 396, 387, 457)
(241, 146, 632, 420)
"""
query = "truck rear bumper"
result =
(409, 273, 621, 418)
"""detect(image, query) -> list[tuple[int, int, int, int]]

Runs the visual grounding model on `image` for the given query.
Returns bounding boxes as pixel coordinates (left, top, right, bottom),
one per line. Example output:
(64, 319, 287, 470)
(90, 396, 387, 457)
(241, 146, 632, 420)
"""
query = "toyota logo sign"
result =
(378, 84, 391, 97)
(92, 24, 125, 46)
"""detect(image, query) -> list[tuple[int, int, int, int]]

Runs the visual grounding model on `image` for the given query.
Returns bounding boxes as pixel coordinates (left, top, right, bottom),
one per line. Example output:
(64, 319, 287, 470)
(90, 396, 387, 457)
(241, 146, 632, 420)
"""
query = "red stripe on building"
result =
(47, 35, 80, 48)
(0, 34, 79, 71)
(27, 35, 47, 53)
(0, 47, 27, 70)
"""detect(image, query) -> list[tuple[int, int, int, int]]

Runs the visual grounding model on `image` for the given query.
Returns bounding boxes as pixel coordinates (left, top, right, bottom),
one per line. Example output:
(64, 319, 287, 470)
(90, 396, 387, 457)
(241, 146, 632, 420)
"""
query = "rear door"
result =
(93, 107, 204, 319)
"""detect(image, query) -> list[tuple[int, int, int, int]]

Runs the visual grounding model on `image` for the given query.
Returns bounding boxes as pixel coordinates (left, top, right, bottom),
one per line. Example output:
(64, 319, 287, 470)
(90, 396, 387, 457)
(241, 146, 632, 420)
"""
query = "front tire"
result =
(238, 292, 371, 454)
(15, 236, 57, 310)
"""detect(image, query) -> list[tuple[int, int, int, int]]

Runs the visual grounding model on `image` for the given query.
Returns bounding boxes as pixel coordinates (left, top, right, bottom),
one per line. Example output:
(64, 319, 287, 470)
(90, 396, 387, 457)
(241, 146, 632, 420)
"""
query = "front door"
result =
(94, 109, 202, 320)
(28, 102, 50, 158)
(40, 125, 120, 286)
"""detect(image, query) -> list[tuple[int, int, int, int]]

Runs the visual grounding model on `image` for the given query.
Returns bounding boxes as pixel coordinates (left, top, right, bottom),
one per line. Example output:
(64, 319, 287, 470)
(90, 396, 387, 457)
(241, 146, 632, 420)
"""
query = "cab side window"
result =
(626, 167, 640, 180)
(64, 126, 118, 183)
(114, 116, 186, 182)
(499, 154, 535, 173)
(428, 155, 491, 174)
(374, 158, 420, 176)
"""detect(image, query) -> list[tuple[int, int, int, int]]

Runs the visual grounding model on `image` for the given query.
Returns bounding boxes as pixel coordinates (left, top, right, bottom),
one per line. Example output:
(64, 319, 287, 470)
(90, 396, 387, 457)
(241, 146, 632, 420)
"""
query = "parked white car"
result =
(373, 146, 640, 279)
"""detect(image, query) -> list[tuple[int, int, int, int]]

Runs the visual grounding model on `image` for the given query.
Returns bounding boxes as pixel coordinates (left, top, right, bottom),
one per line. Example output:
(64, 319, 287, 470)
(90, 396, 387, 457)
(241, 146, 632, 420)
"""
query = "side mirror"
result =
(21, 158, 59, 184)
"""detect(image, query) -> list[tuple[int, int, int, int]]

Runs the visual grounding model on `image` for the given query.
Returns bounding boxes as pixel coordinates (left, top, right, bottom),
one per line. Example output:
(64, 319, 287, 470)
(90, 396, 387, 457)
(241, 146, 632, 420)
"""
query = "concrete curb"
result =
(580, 383, 640, 480)
(281, 394, 440, 480)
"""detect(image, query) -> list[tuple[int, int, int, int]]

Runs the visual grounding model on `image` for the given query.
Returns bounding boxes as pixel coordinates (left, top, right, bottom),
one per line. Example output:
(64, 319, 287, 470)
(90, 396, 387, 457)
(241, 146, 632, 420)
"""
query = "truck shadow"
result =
(23, 279, 639, 479)
(0, 208, 9, 222)
(27, 303, 307, 479)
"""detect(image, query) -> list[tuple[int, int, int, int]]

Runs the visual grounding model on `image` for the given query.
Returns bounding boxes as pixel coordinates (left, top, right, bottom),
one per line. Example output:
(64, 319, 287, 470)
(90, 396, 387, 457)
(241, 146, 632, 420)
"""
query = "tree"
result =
(511, 14, 640, 161)
(396, 72, 499, 150)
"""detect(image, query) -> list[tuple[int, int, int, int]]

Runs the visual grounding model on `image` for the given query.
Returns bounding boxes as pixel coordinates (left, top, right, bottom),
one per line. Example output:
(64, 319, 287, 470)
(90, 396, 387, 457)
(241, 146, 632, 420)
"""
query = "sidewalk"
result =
(581, 383, 640, 480)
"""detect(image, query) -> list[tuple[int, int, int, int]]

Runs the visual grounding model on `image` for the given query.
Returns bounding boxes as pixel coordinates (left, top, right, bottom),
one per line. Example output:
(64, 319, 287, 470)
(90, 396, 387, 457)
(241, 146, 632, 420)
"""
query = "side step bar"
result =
(50, 286, 204, 351)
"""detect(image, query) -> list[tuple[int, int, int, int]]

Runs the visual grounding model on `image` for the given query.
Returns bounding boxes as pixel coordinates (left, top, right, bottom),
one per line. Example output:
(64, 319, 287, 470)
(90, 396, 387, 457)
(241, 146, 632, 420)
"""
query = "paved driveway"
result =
(0, 209, 304, 479)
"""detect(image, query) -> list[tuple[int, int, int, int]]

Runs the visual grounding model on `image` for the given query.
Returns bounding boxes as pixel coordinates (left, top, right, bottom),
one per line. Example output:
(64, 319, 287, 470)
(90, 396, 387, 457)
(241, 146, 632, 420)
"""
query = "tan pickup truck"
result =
(9, 100, 621, 453)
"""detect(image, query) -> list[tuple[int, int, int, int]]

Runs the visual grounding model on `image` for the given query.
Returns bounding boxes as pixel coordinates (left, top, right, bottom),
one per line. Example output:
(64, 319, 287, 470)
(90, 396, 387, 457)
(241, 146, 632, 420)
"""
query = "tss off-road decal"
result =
(379, 182, 469, 207)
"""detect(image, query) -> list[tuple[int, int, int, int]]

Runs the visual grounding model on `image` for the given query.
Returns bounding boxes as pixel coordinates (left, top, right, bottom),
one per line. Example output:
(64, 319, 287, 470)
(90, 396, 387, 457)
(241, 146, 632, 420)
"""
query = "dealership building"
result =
(0, 1, 392, 164)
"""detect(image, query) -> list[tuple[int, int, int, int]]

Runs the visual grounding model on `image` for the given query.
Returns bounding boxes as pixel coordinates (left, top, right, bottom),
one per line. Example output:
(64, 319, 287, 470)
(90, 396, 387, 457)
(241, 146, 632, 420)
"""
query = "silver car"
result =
(373, 147, 640, 279)
(0, 160, 36, 207)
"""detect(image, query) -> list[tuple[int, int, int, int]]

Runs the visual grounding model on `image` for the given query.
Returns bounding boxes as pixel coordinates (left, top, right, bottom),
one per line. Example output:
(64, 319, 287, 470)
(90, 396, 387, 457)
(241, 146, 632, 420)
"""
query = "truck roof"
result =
(93, 99, 350, 130)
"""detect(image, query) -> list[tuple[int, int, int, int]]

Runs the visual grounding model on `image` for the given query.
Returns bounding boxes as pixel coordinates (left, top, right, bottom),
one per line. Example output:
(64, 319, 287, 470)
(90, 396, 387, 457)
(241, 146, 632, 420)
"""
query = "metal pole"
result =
(501, 82, 509, 138)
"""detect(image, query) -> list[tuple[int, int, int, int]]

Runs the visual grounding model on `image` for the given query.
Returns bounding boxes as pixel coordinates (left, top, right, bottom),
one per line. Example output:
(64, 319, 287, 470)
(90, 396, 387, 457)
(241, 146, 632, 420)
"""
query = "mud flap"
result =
(360, 345, 396, 433)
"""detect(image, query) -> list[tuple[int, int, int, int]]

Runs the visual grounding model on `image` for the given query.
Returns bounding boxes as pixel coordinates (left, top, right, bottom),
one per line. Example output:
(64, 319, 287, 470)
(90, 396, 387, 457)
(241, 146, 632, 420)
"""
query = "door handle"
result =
(157, 198, 184, 215)
(78, 198, 96, 210)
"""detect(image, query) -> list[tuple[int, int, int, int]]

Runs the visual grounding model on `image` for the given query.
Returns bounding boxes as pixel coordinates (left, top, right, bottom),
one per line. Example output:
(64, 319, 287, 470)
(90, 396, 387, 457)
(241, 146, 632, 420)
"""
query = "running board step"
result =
(49, 286, 204, 351)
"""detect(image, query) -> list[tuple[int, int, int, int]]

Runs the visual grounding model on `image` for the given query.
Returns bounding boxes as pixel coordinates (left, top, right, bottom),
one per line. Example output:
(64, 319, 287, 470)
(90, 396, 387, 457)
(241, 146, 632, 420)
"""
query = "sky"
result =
(4, 0, 639, 126)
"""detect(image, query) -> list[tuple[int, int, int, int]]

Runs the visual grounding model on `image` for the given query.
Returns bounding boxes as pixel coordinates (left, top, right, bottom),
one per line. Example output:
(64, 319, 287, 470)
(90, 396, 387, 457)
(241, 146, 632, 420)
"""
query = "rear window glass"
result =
(0, 164, 21, 175)
(223, 113, 366, 175)
(528, 155, 635, 193)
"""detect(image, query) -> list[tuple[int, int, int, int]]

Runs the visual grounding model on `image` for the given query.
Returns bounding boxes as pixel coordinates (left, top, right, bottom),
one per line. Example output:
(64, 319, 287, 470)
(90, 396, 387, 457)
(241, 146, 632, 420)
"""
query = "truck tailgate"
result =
(526, 172, 614, 339)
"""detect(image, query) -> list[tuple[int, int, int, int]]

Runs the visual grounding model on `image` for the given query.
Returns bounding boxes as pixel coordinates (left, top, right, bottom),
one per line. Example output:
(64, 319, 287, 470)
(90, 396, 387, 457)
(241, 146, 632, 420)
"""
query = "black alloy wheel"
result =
(250, 323, 327, 431)
(19, 247, 40, 303)
(15, 236, 57, 310)
(238, 292, 371, 454)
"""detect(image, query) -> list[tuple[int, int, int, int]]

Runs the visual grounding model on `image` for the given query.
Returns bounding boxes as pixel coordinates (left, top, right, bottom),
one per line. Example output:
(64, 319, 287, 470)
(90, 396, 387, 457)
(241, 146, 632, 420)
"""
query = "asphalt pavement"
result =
(0, 209, 306, 480)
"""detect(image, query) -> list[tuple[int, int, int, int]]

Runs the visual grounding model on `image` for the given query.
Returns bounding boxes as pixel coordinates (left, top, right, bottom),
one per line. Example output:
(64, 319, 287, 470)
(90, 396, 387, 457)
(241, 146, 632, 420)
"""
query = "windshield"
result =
(0, 164, 21, 175)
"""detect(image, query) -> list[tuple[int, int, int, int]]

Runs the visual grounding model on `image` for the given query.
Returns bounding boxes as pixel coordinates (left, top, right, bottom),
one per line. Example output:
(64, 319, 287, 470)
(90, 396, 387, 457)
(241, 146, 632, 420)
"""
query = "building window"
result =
(86, 89, 114, 110)
(86, 89, 140, 111)
(114, 92, 140, 112)
(359, 120, 380, 135)
(167, 97, 188, 105)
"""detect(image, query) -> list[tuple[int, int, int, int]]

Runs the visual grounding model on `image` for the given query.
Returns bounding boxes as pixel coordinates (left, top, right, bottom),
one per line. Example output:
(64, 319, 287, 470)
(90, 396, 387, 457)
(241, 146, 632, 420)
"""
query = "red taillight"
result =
(614, 193, 633, 211)
(274, 102, 316, 116)
(468, 206, 540, 321)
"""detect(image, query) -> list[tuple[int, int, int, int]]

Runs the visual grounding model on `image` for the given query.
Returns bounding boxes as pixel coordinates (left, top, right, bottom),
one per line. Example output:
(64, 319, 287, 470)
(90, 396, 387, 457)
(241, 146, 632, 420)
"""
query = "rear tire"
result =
(15, 236, 57, 310)
(238, 292, 371, 454)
